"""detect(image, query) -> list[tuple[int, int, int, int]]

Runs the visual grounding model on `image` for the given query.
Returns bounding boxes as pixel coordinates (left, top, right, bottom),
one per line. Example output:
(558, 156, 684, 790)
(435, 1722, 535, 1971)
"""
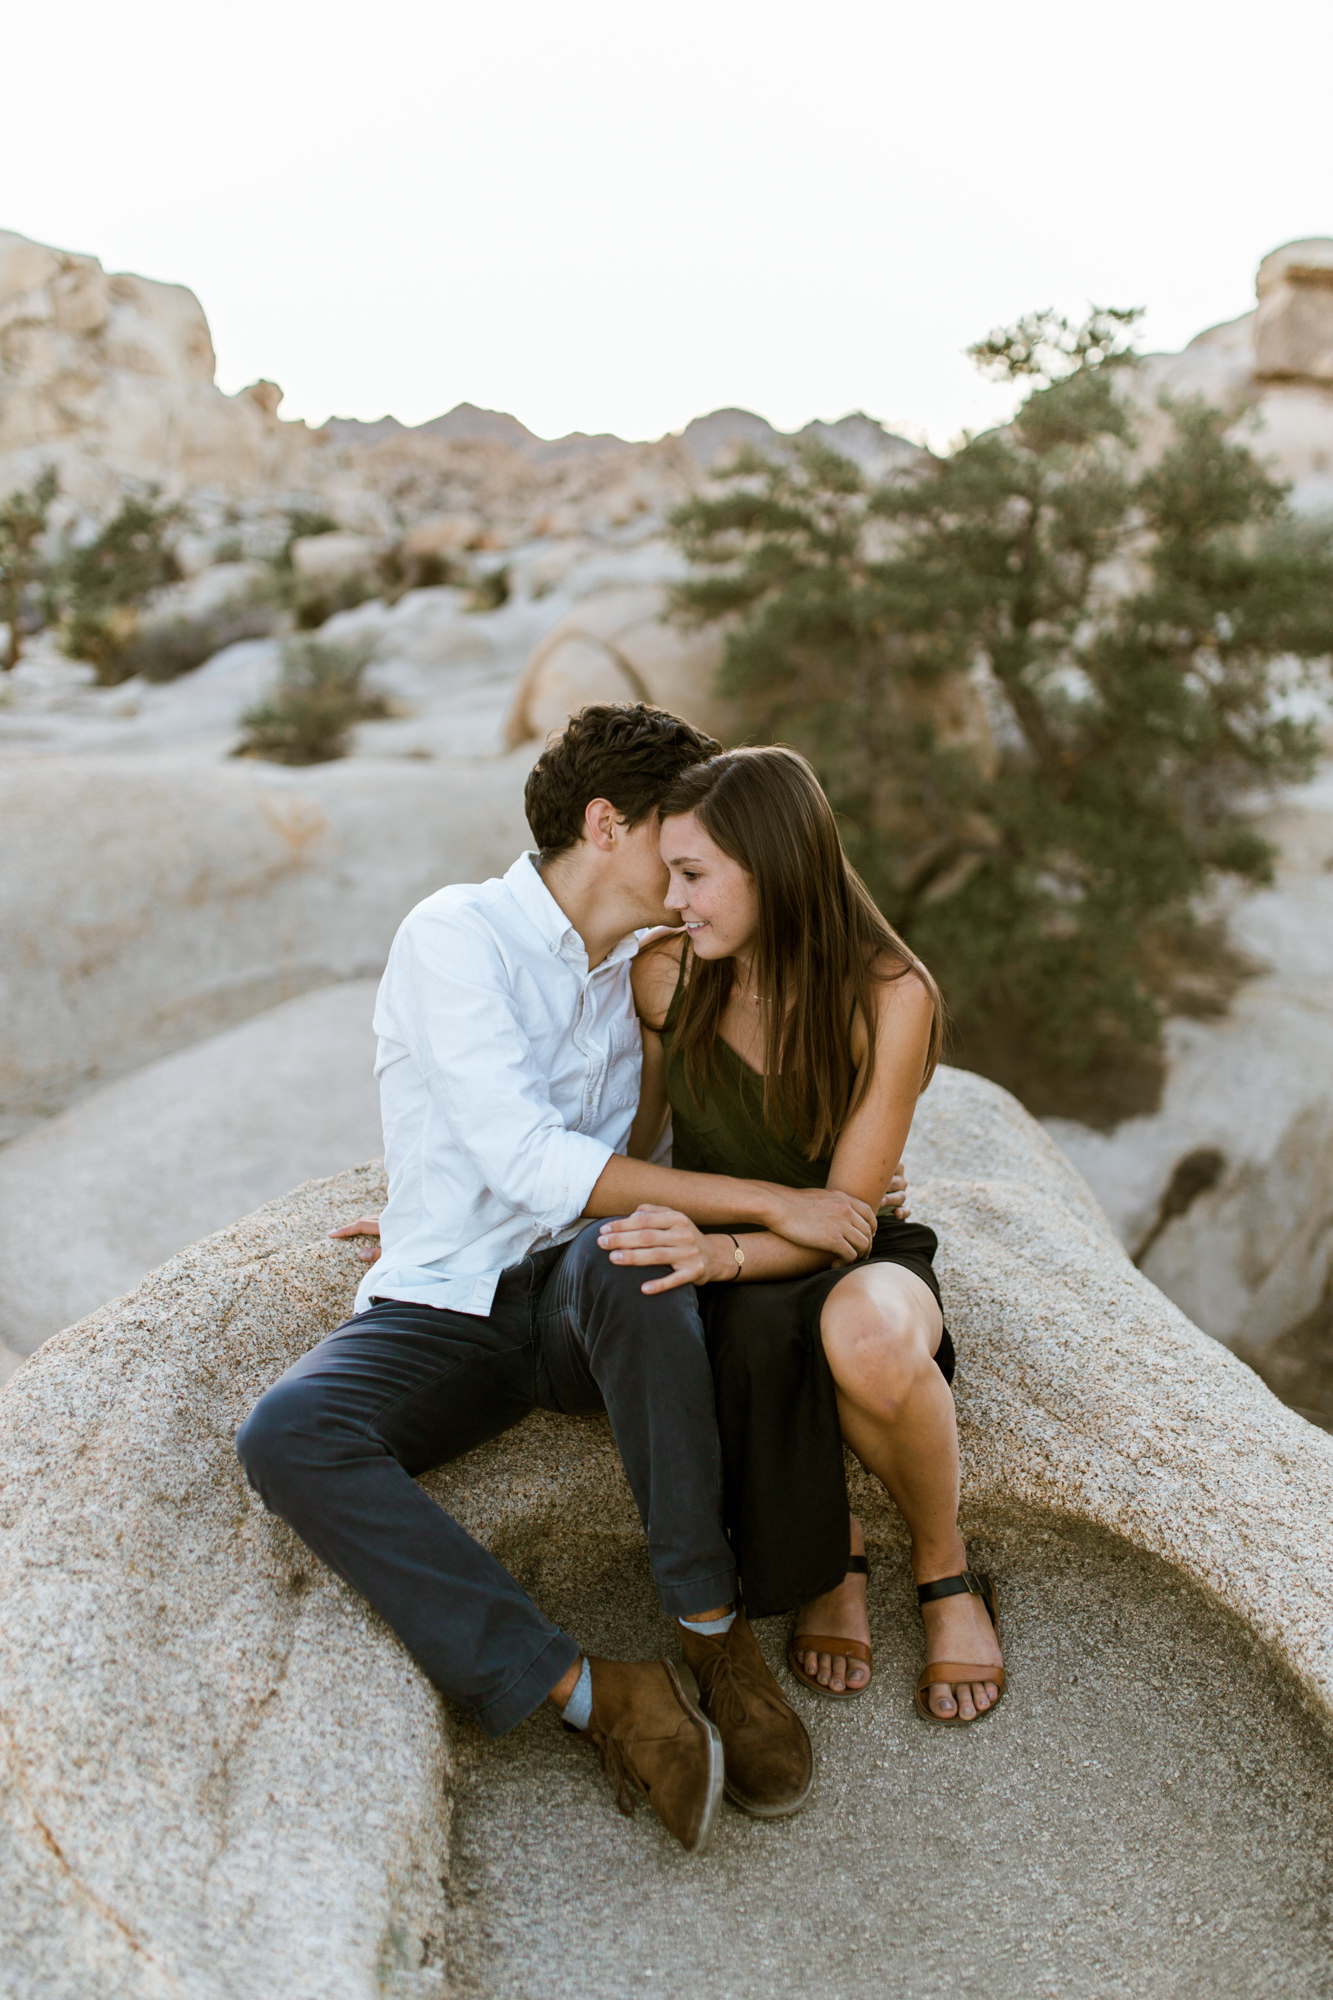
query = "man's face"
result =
(609, 812, 675, 928)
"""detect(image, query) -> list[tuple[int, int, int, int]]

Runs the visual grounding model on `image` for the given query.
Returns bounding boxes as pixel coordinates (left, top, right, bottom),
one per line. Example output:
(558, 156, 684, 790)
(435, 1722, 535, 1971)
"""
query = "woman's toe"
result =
(955, 1683, 978, 1720)
(929, 1682, 957, 1718)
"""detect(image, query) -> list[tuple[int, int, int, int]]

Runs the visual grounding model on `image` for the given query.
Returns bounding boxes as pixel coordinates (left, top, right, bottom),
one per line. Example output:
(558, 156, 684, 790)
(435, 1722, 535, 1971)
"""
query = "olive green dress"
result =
(661, 953, 953, 1617)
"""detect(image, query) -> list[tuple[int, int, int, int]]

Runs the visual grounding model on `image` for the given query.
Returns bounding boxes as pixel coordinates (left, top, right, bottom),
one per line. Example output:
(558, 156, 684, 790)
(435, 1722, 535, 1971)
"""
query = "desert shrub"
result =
(116, 600, 283, 683)
(234, 636, 387, 764)
(0, 468, 58, 669)
(670, 307, 1333, 1120)
(274, 509, 340, 569)
(376, 543, 465, 604)
(466, 564, 510, 612)
(64, 494, 182, 611)
(59, 493, 185, 682)
(291, 570, 380, 630)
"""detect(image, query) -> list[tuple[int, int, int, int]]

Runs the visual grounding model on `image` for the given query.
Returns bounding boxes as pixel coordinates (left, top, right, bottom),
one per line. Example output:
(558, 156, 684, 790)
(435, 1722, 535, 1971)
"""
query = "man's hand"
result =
(597, 1207, 735, 1295)
(760, 1185, 878, 1262)
(883, 1161, 910, 1221)
(329, 1216, 382, 1263)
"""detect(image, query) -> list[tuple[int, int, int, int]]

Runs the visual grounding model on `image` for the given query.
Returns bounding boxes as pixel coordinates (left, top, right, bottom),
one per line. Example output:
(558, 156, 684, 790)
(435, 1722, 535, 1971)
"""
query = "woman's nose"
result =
(664, 882, 686, 911)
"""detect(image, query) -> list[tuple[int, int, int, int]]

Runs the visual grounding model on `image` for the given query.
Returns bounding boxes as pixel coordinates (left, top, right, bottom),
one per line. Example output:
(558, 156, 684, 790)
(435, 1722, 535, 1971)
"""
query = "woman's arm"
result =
(599, 967, 933, 1293)
(625, 1025, 671, 1161)
(624, 933, 682, 1161)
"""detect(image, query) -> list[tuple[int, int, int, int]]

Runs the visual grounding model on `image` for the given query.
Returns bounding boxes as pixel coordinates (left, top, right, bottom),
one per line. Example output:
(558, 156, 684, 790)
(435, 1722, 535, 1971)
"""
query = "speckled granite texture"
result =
(0, 1067, 1330, 1998)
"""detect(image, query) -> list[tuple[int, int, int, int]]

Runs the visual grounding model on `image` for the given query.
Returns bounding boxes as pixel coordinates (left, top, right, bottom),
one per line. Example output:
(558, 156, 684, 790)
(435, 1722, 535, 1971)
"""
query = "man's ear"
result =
(583, 797, 623, 852)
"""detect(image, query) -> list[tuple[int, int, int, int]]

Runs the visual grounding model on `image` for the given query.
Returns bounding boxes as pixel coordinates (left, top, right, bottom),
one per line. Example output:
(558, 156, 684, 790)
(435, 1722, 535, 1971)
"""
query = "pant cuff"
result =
(655, 1564, 739, 1620)
(473, 1630, 582, 1739)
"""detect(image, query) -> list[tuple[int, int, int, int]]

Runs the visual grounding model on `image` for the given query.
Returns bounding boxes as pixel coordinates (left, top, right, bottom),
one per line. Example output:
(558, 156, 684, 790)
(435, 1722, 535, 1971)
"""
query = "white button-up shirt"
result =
(354, 852, 644, 1317)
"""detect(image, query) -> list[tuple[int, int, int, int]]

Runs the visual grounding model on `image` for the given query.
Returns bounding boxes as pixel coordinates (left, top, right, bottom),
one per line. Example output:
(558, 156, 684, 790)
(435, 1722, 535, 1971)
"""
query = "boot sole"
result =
(676, 1663, 814, 1821)
(662, 1661, 725, 1856)
(723, 1770, 815, 1819)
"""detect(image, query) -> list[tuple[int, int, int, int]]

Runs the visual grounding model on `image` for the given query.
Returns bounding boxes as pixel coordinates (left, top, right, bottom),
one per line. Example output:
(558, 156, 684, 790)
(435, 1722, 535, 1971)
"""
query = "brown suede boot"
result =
(678, 1611, 814, 1819)
(572, 1657, 724, 1855)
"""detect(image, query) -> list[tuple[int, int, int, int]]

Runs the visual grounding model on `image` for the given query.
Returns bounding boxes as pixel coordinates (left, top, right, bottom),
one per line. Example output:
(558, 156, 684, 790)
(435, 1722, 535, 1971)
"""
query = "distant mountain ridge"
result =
(322, 400, 918, 474)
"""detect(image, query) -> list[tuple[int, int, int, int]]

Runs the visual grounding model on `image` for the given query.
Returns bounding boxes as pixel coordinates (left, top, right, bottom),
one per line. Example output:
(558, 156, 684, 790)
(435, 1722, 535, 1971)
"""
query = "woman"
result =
(598, 746, 1004, 1724)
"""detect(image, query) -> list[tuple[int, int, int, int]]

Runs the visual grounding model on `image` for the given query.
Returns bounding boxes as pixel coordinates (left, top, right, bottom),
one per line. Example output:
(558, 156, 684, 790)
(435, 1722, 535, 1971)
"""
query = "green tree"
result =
(669, 310, 1333, 1120)
(0, 468, 58, 670)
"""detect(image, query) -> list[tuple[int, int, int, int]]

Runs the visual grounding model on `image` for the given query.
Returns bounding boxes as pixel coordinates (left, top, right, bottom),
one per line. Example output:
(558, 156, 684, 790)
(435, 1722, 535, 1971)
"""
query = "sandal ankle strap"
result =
(916, 1569, 986, 1606)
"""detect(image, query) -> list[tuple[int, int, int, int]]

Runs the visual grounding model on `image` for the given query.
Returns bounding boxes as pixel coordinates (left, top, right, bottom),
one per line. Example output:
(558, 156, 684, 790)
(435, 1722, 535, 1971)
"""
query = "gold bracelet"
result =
(725, 1234, 745, 1281)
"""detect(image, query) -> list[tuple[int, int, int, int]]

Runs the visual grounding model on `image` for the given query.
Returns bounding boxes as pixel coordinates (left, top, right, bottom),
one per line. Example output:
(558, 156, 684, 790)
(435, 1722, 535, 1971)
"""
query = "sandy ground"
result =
(441, 1510, 1333, 2000)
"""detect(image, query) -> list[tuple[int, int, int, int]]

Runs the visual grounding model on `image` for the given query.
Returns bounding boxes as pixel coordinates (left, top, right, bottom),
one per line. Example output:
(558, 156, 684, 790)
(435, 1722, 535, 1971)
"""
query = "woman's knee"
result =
(821, 1289, 936, 1414)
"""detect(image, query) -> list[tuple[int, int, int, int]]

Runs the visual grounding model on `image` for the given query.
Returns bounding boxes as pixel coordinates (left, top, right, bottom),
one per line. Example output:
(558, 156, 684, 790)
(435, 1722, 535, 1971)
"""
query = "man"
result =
(237, 703, 879, 1856)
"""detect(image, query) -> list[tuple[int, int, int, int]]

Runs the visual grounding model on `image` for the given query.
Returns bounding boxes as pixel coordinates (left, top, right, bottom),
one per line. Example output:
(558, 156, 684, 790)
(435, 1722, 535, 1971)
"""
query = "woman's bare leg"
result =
(794, 1264, 1002, 1719)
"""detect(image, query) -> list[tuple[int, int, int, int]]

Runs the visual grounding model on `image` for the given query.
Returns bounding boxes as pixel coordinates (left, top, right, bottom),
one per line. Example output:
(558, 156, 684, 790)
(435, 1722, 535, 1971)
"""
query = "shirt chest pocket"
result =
(603, 1014, 644, 1113)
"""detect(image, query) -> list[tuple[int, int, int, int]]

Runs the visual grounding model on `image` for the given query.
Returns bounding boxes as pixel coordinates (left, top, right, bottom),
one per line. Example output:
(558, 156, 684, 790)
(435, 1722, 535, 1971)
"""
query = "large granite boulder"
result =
(1, 1067, 1329, 1996)
(0, 980, 383, 1365)
(0, 750, 530, 1131)
(503, 584, 741, 747)
(1048, 758, 1333, 1362)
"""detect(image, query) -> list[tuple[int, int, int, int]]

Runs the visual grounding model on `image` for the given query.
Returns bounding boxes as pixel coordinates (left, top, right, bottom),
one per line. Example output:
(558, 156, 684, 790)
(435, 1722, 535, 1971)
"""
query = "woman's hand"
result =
(329, 1215, 382, 1263)
(760, 1185, 878, 1263)
(597, 1206, 736, 1295)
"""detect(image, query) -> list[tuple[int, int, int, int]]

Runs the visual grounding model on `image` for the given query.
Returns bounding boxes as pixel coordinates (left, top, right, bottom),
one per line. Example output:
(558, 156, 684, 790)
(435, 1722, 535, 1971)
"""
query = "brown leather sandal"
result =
(786, 1554, 872, 1700)
(913, 1569, 1005, 1725)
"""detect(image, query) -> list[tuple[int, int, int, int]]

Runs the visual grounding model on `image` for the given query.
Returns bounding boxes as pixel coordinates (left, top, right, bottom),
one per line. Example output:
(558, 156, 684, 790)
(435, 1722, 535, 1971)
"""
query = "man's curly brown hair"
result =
(524, 703, 722, 861)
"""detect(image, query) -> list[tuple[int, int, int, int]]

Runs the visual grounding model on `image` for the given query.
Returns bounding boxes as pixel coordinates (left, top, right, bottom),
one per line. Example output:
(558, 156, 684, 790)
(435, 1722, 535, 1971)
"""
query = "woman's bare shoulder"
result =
(852, 953, 935, 1062)
(875, 954, 935, 1017)
(632, 929, 688, 1029)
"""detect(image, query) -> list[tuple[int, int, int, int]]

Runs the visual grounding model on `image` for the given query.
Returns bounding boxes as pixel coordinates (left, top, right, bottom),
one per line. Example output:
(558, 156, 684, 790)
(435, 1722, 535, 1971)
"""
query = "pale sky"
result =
(7, 0, 1332, 449)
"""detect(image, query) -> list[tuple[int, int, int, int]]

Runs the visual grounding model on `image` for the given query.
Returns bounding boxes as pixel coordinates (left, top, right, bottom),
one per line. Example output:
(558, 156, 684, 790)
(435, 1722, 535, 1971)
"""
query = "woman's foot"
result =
(916, 1540, 1004, 1720)
(793, 1516, 872, 1693)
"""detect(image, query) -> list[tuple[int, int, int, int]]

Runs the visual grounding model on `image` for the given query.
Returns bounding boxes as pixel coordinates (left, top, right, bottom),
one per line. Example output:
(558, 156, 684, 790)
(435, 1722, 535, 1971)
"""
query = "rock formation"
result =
(1047, 763, 1333, 1370)
(0, 231, 317, 512)
(1, 1067, 1330, 1996)
(1129, 235, 1333, 516)
(0, 981, 382, 1369)
(504, 584, 740, 747)
(0, 747, 530, 1135)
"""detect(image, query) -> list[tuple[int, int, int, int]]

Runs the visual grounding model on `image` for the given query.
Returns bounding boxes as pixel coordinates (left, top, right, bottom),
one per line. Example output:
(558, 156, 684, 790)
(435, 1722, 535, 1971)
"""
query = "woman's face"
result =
(659, 812, 759, 961)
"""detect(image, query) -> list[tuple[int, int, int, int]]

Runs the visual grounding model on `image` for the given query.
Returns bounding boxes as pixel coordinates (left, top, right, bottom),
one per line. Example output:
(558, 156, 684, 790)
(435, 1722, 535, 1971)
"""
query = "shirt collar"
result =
(502, 851, 639, 971)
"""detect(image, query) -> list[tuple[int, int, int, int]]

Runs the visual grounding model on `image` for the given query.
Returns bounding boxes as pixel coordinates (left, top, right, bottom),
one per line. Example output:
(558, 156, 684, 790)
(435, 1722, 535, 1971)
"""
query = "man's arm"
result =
(379, 912, 879, 1263)
(585, 1154, 876, 1262)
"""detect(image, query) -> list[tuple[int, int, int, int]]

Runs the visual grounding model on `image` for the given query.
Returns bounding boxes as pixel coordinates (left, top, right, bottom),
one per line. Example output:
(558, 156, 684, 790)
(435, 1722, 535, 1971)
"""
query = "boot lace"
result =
(693, 1650, 752, 1731)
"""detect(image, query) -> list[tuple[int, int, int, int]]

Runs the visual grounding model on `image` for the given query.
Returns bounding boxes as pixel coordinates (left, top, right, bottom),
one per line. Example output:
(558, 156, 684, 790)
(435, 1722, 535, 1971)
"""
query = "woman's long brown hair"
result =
(658, 746, 944, 1159)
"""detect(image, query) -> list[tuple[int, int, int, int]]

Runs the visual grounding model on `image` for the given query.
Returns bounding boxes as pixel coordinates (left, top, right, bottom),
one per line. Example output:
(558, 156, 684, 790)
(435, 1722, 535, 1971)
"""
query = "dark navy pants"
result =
(236, 1222, 737, 1736)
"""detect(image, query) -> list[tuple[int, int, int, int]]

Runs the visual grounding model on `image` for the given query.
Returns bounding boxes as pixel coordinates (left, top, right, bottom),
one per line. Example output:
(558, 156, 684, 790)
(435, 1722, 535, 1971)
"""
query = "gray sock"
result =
(679, 1609, 736, 1637)
(559, 1656, 593, 1731)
